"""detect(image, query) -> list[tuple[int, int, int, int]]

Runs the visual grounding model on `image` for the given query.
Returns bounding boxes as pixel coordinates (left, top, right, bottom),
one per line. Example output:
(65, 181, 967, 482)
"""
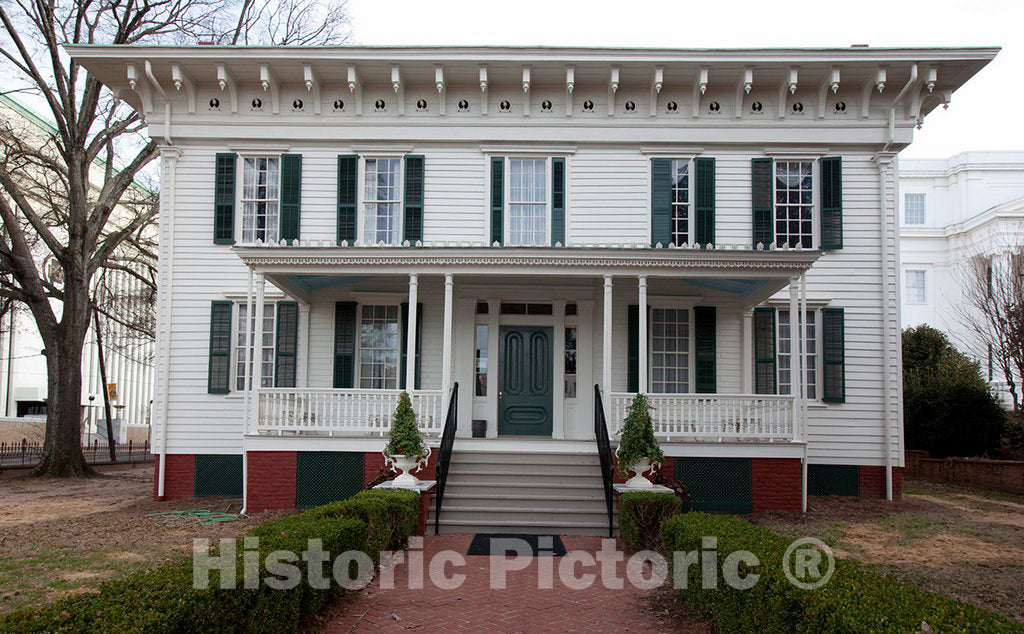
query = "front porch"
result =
(234, 245, 818, 449)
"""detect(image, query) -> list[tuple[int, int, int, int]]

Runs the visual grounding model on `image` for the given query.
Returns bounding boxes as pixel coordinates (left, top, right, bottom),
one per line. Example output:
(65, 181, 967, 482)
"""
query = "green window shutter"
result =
(694, 306, 716, 393)
(650, 158, 672, 247)
(822, 307, 846, 403)
(280, 154, 302, 243)
(753, 307, 777, 395)
(820, 156, 843, 250)
(275, 301, 298, 388)
(751, 158, 774, 248)
(490, 157, 504, 245)
(207, 301, 232, 394)
(332, 302, 357, 388)
(627, 304, 639, 393)
(694, 157, 716, 246)
(213, 153, 237, 245)
(336, 155, 358, 245)
(403, 155, 424, 245)
(551, 157, 566, 246)
(399, 302, 424, 390)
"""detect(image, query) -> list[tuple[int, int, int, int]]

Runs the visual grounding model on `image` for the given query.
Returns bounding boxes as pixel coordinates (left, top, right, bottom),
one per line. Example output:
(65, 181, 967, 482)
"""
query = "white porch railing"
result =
(255, 389, 444, 435)
(608, 393, 795, 441)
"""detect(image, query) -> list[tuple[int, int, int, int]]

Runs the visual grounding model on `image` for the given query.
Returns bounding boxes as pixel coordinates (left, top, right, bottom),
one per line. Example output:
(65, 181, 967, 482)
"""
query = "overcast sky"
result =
(347, 0, 1022, 159)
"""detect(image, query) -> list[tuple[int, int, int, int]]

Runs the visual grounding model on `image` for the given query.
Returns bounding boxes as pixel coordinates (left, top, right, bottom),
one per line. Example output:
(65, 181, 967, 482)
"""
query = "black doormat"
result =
(466, 533, 567, 557)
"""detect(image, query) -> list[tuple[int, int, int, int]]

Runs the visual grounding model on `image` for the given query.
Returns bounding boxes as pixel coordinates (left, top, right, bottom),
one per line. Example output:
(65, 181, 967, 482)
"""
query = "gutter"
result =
(884, 63, 918, 152)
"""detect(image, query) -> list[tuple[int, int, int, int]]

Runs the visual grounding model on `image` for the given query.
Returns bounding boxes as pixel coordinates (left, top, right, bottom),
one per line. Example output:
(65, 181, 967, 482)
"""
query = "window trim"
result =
(503, 156, 553, 247)
(646, 304, 696, 395)
(776, 308, 820, 402)
(235, 154, 282, 246)
(905, 269, 928, 304)
(355, 303, 403, 390)
(359, 156, 405, 246)
(232, 300, 278, 392)
(771, 158, 820, 250)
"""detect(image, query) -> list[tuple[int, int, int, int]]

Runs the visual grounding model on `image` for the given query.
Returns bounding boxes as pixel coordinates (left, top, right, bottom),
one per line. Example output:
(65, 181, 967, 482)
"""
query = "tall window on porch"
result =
(241, 157, 280, 244)
(777, 310, 817, 399)
(359, 305, 400, 389)
(364, 158, 401, 245)
(775, 160, 813, 249)
(564, 327, 577, 398)
(508, 158, 547, 246)
(235, 303, 276, 390)
(671, 159, 690, 246)
(651, 308, 690, 393)
(474, 324, 488, 397)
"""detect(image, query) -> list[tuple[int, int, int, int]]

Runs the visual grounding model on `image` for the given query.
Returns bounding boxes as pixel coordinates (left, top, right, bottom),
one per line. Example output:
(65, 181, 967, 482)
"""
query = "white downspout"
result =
(876, 154, 896, 501)
(157, 147, 180, 498)
(884, 64, 918, 152)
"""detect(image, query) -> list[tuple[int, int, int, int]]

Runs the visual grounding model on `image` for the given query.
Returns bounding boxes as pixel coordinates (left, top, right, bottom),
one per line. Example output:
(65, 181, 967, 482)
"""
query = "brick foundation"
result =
(365, 452, 386, 487)
(247, 451, 298, 512)
(858, 465, 904, 499)
(752, 458, 802, 512)
(152, 453, 196, 501)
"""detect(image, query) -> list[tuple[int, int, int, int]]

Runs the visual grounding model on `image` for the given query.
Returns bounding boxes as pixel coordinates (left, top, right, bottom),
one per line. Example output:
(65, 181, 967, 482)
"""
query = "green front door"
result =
(498, 326, 553, 436)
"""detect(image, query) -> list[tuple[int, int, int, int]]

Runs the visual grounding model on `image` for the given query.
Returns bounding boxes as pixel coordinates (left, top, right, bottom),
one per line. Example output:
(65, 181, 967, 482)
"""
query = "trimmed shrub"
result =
(903, 325, 1006, 458)
(661, 513, 1022, 633)
(0, 488, 420, 633)
(616, 393, 664, 475)
(618, 491, 682, 551)
(384, 391, 427, 460)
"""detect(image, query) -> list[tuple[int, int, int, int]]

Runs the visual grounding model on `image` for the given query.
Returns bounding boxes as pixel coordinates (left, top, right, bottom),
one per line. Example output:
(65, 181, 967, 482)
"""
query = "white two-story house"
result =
(71, 45, 995, 534)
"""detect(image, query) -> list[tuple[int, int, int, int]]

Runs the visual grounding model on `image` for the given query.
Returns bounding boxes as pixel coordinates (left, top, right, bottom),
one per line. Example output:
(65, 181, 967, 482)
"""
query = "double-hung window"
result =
(670, 159, 690, 246)
(235, 302, 276, 391)
(905, 270, 927, 303)
(363, 158, 402, 245)
(507, 158, 548, 246)
(777, 310, 817, 399)
(241, 157, 280, 244)
(904, 193, 926, 225)
(775, 160, 814, 249)
(358, 305, 400, 389)
(650, 308, 691, 394)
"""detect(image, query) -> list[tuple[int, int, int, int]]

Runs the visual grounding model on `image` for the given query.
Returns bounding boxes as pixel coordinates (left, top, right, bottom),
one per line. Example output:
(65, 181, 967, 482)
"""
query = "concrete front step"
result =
(451, 451, 601, 466)
(441, 482, 607, 497)
(442, 492, 608, 509)
(447, 462, 603, 477)
(446, 470, 602, 485)
(429, 518, 616, 537)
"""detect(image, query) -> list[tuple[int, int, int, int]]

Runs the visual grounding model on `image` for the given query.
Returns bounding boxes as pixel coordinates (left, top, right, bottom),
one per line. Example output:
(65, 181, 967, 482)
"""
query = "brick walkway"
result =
(323, 534, 671, 633)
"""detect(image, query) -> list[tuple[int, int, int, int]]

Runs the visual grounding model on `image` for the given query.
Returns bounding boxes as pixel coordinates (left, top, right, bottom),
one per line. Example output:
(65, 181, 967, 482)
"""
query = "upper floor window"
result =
(775, 160, 813, 249)
(508, 158, 548, 246)
(241, 157, 280, 244)
(904, 193, 926, 225)
(651, 307, 690, 394)
(364, 158, 402, 245)
(778, 310, 817, 400)
(359, 304, 400, 389)
(905, 270, 927, 303)
(235, 302, 276, 391)
(671, 159, 690, 246)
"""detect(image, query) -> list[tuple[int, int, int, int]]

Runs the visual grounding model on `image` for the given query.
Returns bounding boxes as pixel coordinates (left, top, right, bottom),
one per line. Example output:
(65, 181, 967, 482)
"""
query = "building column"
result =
(243, 266, 255, 430)
(297, 302, 310, 388)
(741, 309, 753, 393)
(251, 272, 266, 436)
(788, 276, 799, 441)
(486, 298, 500, 438)
(799, 273, 808, 440)
(441, 274, 454, 398)
(602, 275, 613, 411)
(405, 273, 419, 393)
(577, 298, 596, 440)
(638, 275, 648, 394)
(553, 299, 567, 439)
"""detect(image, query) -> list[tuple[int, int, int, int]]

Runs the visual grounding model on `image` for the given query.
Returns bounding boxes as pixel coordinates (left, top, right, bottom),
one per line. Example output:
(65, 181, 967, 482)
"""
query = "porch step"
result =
(431, 448, 616, 536)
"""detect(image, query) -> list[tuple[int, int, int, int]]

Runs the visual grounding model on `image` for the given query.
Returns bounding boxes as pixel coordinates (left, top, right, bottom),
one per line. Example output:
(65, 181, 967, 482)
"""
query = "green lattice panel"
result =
(296, 452, 365, 508)
(194, 454, 243, 497)
(676, 457, 753, 514)
(808, 464, 859, 496)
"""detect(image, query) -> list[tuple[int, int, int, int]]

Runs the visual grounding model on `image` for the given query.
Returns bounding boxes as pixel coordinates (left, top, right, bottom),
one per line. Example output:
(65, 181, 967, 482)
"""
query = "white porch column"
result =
(638, 275, 648, 393)
(405, 274, 419, 392)
(602, 275, 613, 411)
(553, 300, 567, 439)
(788, 276, 799, 441)
(297, 302, 310, 388)
(251, 272, 266, 434)
(799, 273, 809, 439)
(441, 274, 454, 396)
(741, 310, 753, 393)
(243, 267, 255, 429)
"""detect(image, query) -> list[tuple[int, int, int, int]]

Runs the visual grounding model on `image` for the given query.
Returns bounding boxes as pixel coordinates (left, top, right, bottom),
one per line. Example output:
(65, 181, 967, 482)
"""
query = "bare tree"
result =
(957, 240, 1024, 414)
(0, 0, 351, 477)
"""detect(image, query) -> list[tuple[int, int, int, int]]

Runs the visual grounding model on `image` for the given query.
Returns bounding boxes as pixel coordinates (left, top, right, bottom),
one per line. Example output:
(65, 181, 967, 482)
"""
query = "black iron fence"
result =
(0, 439, 153, 468)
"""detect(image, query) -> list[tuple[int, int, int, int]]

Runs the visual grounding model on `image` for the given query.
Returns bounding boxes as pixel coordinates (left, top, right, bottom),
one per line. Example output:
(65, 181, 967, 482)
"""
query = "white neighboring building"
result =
(0, 94, 156, 443)
(899, 151, 1024, 395)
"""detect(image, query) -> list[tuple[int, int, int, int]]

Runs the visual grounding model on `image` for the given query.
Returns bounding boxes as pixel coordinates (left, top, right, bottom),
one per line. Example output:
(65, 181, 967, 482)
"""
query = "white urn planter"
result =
(622, 457, 657, 489)
(384, 447, 430, 486)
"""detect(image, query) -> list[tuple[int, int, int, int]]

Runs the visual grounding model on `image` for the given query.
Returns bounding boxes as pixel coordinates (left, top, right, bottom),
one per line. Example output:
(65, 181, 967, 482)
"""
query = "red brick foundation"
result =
(247, 451, 298, 512)
(858, 465, 904, 499)
(365, 452, 386, 487)
(152, 453, 196, 501)
(752, 458, 802, 512)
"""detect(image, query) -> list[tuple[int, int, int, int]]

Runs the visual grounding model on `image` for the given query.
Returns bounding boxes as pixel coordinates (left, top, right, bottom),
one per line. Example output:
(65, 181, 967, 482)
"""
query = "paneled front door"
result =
(498, 326, 553, 436)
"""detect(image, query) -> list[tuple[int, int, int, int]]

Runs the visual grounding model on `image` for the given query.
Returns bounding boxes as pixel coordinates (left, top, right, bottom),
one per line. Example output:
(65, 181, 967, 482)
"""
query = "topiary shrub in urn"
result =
(384, 392, 430, 486)
(616, 394, 664, 488)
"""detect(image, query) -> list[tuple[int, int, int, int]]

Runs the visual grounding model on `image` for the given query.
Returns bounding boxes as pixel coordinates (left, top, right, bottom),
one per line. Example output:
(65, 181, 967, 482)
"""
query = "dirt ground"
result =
(0, 464, 292, 616)
(752, 479, 1024, 623)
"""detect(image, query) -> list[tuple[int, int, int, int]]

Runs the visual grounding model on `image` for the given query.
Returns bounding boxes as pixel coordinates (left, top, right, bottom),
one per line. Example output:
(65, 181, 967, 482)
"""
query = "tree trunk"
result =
(33, 324, 94, 477)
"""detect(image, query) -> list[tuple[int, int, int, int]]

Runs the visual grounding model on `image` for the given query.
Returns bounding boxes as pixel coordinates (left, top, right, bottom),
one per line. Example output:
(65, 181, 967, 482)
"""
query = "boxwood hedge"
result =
(660, 513, 1024, 633)
(618, 491, 682, 551)
(0, 488, 420, 633)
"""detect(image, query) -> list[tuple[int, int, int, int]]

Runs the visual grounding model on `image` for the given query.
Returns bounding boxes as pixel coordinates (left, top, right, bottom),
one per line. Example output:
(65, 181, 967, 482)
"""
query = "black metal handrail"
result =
(434, 382, 459, 535)
(594, 384, 615, 538)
